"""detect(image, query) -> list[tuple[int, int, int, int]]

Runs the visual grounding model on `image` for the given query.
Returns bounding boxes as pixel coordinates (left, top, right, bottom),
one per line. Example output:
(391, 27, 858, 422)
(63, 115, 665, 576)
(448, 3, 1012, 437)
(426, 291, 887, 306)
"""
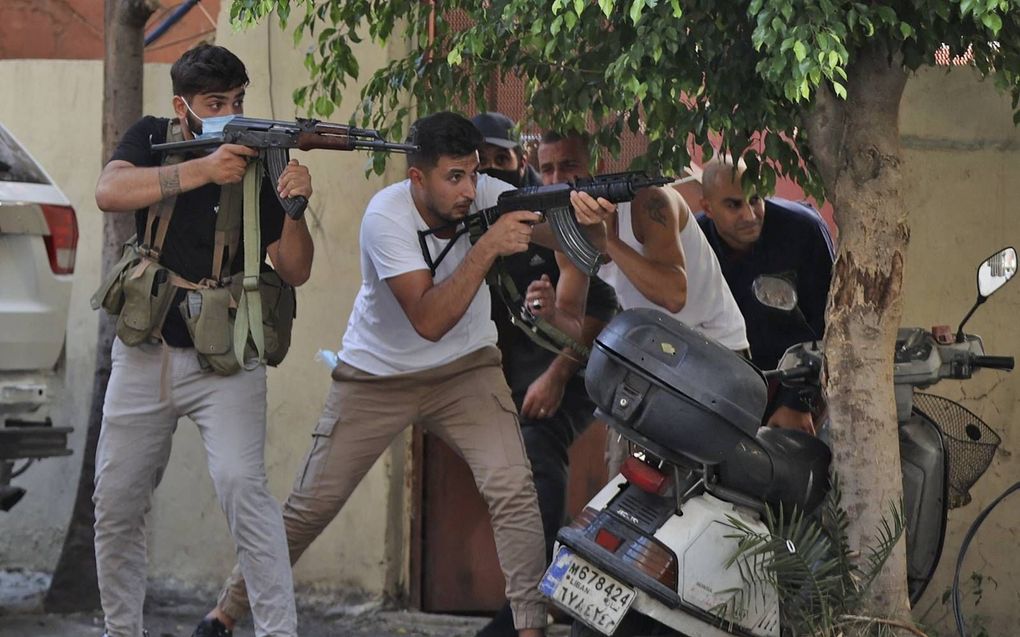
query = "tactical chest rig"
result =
(91, 121, 294, 375)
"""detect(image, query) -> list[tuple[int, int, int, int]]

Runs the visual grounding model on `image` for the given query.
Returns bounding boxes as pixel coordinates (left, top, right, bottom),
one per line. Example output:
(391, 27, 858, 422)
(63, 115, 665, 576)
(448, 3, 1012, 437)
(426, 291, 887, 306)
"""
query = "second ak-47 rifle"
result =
(469, 171, 672, 276)
(419, 170, 672, 359)
(152, 116, 418, 220)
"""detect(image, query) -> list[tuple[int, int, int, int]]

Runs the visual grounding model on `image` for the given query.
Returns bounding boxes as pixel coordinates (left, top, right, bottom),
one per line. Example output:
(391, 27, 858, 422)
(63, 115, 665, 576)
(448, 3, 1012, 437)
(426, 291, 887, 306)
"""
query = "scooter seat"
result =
(717, 427, 832, 513)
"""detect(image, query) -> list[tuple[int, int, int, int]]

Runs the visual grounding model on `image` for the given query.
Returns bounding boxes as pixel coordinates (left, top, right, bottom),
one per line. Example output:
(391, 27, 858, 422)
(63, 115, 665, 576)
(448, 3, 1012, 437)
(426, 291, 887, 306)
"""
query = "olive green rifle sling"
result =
(232, 158, 265, 369)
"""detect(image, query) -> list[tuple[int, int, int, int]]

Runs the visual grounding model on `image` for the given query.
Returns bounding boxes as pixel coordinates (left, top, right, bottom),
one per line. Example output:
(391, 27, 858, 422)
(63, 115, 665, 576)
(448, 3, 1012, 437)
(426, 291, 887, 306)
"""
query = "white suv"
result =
(0, 122, 77, 511)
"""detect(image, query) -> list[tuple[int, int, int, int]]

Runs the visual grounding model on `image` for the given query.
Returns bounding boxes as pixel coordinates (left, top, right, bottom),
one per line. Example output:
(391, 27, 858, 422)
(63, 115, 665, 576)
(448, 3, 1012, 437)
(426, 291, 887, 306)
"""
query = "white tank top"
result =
(599, 202, 749, 350)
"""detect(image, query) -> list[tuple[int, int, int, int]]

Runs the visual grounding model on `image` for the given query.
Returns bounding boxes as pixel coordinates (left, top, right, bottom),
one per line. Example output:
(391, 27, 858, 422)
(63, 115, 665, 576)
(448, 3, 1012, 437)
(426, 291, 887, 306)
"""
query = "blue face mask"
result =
(178, 97, 237, 138)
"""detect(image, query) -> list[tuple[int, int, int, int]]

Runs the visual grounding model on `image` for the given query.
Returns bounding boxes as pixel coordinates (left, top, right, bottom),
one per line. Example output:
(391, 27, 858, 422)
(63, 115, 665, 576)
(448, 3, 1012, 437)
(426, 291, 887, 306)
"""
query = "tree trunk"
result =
(805, 41, 913, 627)
(45, 0, 159, 612)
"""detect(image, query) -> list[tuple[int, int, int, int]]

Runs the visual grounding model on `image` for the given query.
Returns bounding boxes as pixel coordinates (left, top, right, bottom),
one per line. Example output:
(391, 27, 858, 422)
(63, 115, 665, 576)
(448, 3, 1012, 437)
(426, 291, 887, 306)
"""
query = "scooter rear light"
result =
(621, 456, 669, 495)
(41, 204, 78, 275)
(595, 528, 624, 553)
(623, 535, 678, 589)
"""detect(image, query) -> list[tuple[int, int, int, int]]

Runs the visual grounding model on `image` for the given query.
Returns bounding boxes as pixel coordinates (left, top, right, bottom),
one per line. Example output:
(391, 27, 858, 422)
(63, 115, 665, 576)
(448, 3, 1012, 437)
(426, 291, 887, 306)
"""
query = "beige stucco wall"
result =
(900, 69, 1020, 635)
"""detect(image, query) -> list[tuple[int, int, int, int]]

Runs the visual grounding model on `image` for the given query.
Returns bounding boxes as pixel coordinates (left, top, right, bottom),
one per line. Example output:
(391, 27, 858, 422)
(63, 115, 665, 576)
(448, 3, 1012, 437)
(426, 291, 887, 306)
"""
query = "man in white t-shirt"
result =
(536, 131, 748, 351)
(537, 130, 749, 477)
(198, 112, 614, 637)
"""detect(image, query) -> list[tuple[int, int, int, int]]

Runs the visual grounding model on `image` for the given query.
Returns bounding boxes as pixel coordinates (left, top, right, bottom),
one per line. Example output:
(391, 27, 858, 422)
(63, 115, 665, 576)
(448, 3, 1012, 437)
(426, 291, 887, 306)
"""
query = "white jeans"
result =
(93, 338, 296, 637)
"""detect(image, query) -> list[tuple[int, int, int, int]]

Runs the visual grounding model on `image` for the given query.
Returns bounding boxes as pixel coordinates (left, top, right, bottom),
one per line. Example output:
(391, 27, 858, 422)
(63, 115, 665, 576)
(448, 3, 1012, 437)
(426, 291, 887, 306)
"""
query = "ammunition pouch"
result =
(116, 259, 177, 347)
(180, 270, 295, 376)
(90, 240, 177, 347)
(253, 270, 296, 367)
(90, 237, 142, 316)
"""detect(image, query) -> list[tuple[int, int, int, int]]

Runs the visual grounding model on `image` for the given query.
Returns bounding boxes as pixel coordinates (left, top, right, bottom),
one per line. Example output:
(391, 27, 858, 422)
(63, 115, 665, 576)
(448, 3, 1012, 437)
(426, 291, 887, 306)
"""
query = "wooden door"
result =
(417, 421, 609, 612)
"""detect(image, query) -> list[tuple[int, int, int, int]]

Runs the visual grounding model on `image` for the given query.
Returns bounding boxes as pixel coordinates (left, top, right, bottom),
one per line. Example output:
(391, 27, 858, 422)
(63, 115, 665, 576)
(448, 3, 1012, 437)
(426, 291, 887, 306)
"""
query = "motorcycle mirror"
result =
(956, 246, 1017, 342)
(752, 274, 798, 312)
(976, 246, 1017, 298)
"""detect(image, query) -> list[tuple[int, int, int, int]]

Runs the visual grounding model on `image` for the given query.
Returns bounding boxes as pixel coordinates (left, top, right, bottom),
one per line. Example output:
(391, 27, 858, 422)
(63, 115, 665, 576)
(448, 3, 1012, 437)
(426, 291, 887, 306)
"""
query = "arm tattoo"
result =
(158, 165, 182, 198)
(643, 195, 669, 227)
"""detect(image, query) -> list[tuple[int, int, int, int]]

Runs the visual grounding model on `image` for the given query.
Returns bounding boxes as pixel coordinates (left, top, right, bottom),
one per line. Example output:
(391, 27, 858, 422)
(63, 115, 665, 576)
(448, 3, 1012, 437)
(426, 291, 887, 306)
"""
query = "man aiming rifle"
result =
(152, 116, 417, 219)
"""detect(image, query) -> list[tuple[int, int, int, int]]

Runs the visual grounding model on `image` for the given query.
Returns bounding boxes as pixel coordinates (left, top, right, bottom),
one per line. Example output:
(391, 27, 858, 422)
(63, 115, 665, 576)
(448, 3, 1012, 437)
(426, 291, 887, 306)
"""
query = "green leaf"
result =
(982, 12, 1003, 35)
(629, 0, 645, 25)
(599, 0, 615, 18)
(314, 95, 334, 117)
(833, 80, 847, 99)
(793, 40, 807, 62)
(447, 47, 463, 66)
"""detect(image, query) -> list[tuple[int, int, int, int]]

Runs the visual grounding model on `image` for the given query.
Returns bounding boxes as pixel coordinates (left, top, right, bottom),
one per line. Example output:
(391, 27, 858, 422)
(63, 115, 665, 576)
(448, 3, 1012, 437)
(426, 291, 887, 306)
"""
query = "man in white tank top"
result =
(536, 132, 748, 351)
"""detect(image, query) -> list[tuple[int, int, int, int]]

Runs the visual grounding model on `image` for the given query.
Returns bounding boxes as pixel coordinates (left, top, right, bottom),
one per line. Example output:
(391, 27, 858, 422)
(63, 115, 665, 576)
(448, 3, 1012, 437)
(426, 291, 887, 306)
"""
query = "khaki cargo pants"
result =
(218, 345, 549, 629)
(93, 338, 296, 637)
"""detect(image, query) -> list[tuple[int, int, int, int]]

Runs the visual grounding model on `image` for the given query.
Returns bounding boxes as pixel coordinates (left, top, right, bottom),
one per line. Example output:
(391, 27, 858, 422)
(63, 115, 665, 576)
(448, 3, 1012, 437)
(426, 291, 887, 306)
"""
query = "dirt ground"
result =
(0, 569, 571, 637)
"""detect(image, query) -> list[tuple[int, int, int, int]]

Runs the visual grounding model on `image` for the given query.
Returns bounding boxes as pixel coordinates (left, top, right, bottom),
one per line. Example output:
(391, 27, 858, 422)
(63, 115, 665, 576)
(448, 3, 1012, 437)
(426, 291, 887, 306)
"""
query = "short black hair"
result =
(171, 44, 249, 98)
(407, 112, 483, 170)
(540, 130, 591, 149)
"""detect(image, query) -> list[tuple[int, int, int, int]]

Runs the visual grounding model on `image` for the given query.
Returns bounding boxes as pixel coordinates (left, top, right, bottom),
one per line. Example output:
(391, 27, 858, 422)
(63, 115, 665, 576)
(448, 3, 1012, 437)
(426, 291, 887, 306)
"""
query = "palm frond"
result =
(721, 471, 910, 635)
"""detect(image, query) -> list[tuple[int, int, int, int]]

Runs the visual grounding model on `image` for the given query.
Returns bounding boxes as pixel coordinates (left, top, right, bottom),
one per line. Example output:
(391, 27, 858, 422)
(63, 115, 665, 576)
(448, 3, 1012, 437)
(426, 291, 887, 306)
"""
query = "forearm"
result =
(408, 243, 497, 341)
(606, 237, 687, 312)
(271, 217, 314, 286)
(95, 159, 210, 212)
(546, 314, 607, 381)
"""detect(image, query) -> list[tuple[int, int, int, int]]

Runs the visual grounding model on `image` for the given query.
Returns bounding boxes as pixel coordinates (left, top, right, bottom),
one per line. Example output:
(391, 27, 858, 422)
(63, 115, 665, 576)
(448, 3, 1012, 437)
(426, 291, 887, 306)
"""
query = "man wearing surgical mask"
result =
(93, 44, 312, 637)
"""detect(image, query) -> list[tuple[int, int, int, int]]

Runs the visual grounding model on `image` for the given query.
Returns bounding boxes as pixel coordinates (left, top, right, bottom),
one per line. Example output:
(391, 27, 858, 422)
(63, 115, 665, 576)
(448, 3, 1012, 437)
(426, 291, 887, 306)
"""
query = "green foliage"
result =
(720, 475, 907, 635)
(228, 0, 1020, 186)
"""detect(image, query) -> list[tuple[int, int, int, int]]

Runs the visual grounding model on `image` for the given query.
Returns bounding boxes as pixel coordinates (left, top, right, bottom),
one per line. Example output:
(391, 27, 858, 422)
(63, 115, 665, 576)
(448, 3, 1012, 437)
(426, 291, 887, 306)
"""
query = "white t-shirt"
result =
(339, 174, 514, 375)
(599, 202, 750, 351)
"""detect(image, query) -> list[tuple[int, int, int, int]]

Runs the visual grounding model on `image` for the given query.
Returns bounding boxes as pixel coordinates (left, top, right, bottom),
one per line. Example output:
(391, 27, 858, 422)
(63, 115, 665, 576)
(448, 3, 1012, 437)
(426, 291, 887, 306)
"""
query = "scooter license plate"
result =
(539, 547, 636, 636)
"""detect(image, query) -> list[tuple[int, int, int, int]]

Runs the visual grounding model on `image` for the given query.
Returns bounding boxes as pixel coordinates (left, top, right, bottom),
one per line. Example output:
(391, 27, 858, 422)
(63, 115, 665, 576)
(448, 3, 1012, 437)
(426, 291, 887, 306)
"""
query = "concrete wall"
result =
(0, 10, 412, 603)
(899, 69, 1020, 635)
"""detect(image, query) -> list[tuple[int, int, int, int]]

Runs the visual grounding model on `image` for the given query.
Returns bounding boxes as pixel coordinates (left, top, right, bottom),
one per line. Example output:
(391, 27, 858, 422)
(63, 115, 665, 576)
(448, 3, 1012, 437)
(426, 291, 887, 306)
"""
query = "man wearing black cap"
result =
(471, 111, 543, 188)
(471, 112, 620, 637)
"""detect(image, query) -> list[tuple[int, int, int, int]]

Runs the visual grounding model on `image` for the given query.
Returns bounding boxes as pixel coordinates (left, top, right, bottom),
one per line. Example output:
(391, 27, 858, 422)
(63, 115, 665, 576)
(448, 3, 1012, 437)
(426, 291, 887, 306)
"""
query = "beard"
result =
(185, 111, 203, 136)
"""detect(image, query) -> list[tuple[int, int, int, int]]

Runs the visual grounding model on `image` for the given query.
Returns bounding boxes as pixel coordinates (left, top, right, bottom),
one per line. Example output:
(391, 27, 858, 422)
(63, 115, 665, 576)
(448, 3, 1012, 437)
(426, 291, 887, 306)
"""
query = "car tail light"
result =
(621, 456, 669, 495)
(623, 535, 678, 589)
(41, 204, 78, 275)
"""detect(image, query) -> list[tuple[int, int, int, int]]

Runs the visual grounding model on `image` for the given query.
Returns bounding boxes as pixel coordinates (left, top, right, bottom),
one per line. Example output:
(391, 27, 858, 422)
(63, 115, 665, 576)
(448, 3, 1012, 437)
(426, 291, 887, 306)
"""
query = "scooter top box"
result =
(586, 308, 767, 464)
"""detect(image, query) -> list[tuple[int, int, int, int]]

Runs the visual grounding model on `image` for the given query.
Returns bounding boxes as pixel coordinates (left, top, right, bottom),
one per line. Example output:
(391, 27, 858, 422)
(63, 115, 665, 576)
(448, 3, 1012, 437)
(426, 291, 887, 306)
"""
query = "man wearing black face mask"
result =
(471, 112, 543, 188)
(470, 112, 619, 637)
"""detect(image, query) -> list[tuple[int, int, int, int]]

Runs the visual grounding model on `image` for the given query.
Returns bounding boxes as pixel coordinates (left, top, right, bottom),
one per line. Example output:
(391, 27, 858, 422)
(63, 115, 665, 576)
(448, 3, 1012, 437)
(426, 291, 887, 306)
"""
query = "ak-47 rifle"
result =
(152, 116, 418, 220)
(425, 171, 672, 359)
(467, 171, 672, 276)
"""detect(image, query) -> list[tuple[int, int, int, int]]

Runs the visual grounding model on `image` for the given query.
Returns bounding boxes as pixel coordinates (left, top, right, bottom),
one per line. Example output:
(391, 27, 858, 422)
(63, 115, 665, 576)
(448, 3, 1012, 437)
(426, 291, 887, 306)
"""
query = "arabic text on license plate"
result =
(539, 547, 636, 636)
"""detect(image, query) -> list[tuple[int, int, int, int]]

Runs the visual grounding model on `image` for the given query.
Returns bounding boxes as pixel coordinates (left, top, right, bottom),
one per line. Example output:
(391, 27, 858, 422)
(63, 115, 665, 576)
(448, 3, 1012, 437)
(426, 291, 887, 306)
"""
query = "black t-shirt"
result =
(110, 116, 286, 347)
(491, 245, 619, 398)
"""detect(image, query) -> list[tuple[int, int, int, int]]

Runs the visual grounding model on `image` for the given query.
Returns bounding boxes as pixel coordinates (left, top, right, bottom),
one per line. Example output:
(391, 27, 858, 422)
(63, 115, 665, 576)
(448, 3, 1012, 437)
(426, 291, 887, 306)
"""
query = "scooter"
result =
(538, 247, 1017, 636)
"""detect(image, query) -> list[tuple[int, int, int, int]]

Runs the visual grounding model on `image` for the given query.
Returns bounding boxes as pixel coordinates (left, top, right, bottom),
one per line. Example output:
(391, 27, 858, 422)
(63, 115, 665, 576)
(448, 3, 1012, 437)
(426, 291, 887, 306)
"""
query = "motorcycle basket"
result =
(912, 393, 1000, 508)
